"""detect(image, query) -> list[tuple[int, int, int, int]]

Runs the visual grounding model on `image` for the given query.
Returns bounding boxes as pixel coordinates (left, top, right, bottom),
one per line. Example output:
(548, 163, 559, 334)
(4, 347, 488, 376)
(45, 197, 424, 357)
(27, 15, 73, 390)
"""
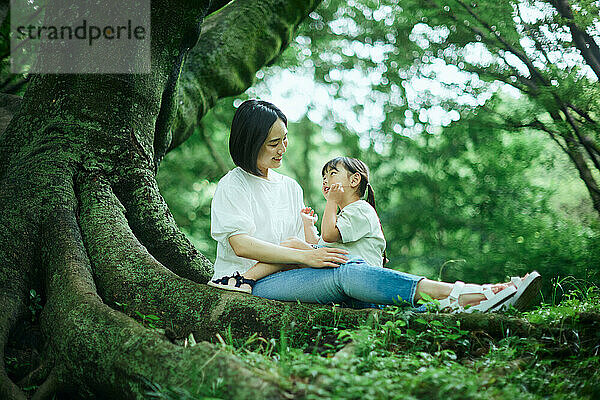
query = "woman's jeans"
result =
(252, 257, 426, 311)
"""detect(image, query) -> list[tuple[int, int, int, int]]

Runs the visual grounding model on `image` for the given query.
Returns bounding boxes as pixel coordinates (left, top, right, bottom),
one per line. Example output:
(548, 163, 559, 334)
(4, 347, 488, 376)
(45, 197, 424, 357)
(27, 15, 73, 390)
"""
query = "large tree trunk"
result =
(0, 0, 325, 398)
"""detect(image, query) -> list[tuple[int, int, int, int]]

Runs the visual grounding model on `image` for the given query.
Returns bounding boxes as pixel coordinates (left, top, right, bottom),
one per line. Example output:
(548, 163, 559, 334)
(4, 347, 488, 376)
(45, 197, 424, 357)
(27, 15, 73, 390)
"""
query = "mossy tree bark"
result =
(0, 0, 326, 398)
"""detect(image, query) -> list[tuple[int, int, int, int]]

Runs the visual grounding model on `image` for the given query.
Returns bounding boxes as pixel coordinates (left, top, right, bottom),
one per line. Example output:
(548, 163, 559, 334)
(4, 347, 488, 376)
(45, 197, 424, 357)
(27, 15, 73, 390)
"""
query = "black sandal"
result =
(207, 272, 256, 294)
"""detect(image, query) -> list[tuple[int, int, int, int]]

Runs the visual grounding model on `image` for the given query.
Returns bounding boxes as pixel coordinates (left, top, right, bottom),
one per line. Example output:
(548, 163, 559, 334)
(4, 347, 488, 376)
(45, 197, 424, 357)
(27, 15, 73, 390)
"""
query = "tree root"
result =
(78, 173, 218, 326)
(0, 230, 30, 400)
(0, 291, 28, 400)
(76, 173, 376, 342)
(30, 368, 59, 400)
(113, 167, 212, 283)
(0, 296, 27, 400)
(40, 195, 288, 398)
(17, 359, 53, 390)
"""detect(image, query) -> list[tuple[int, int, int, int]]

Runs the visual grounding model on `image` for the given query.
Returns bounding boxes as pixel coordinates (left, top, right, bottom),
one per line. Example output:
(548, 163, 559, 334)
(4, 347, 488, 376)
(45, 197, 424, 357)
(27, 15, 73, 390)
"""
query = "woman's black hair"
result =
(322, 156, 388, 265)
(229, 99, 287, 176)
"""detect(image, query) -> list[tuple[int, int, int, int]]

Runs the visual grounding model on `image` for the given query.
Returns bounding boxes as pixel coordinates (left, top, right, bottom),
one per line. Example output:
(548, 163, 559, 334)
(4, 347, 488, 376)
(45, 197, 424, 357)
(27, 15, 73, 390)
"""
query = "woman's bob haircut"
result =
(229, 99, 287, 176)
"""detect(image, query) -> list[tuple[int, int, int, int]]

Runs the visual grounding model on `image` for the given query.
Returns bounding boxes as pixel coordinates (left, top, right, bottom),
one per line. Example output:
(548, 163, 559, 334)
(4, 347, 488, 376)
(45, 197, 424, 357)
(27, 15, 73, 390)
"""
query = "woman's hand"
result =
(300, 207, 318, 225)
(301, 246, 349, 268)
(280, 237, 314, 250)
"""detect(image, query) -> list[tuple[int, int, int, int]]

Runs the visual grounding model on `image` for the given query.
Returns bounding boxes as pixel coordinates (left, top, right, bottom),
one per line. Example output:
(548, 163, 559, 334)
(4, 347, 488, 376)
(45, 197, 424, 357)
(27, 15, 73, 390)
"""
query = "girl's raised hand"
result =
(327, 183, 345, 204)
(302, 246, 348, 268)
(300, 207, 318, 224)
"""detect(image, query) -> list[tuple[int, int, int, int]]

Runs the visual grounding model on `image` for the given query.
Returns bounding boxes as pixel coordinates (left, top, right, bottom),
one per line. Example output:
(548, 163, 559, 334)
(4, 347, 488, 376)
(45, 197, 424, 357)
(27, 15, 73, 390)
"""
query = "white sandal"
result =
(491, 271, 541, 312)
(438, 281, 517, 314)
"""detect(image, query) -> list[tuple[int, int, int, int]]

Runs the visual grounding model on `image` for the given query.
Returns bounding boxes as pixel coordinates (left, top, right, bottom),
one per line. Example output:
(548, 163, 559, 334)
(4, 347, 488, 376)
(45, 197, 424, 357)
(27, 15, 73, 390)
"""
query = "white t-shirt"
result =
(318, 200, 386, 267)
(210, 167, 305, 279)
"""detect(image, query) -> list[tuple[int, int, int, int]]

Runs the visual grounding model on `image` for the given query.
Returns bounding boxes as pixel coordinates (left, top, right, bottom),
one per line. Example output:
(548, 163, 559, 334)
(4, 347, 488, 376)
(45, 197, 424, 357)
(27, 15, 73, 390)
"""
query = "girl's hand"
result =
(301, 246, 348, 268)
(327, 183, 345, 205)
(300, 207, 318, 225)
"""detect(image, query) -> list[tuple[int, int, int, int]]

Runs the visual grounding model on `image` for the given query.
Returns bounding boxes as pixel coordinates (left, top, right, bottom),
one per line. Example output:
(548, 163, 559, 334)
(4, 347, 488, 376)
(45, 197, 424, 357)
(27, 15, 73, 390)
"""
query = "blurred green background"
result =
(156, 0, 600, 298)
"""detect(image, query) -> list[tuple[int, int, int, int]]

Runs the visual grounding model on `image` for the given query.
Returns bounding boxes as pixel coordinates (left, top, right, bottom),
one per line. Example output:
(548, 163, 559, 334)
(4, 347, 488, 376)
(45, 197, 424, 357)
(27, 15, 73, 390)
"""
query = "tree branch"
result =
(551, 0, 600, 82)
(169, 0, 323, 151)
(436, 3, 540, 94)
(530, 119, 570, 154)
(453, 0, 548, 86)
(567, 103, 598, 126)
(559, 130, 600, 208)
(560, 105, 600, 171)
(516, 6, 552, 67)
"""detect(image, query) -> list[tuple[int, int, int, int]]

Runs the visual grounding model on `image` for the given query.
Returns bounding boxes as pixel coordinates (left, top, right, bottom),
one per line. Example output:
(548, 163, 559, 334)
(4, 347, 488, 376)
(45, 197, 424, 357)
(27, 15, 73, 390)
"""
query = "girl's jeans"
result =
(252, 256, 427, 311)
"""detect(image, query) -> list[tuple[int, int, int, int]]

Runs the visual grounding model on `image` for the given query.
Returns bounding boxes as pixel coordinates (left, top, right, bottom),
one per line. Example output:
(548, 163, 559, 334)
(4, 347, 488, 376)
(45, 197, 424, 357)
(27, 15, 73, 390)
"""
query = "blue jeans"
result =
(252, 257, 427, 311)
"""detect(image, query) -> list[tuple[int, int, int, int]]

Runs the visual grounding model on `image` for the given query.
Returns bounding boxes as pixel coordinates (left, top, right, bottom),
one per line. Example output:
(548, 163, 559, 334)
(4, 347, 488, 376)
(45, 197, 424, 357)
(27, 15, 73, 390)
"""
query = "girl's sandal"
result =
(490, 271, 542, 312)
(207, 272, 256, 294)
(438, 281, 517, 314)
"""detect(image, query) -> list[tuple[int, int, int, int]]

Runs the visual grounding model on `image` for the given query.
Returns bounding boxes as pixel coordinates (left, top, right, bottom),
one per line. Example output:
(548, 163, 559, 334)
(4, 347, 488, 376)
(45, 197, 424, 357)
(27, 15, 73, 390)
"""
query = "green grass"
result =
(147, 279, 600, 399)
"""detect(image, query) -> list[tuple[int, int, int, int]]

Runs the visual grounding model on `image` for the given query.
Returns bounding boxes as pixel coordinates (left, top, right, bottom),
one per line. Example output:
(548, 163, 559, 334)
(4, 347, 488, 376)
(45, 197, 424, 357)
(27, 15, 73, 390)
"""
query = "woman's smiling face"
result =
(256, 118, 288, 177)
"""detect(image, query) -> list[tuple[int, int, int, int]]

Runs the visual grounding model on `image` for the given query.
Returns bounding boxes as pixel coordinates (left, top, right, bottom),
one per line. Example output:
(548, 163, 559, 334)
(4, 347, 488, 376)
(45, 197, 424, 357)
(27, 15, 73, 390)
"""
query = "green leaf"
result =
(419, 293, 435, 303)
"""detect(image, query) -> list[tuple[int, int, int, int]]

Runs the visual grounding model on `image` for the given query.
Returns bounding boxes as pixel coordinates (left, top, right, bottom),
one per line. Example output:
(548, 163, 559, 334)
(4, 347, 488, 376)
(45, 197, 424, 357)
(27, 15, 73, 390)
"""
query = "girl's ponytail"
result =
(366, 182, 376, 212)
(365, 182, 388, 266)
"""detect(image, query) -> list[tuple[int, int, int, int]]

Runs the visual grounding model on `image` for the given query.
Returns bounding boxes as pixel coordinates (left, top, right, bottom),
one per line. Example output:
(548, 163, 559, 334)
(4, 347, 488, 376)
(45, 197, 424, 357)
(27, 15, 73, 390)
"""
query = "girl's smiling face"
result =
(322, 163, 353, 199)
(256, 118, 288, 177)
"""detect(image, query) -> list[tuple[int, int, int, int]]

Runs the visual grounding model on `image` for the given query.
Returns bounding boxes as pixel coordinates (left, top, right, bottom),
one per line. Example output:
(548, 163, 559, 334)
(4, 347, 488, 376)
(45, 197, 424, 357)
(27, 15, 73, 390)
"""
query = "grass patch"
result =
(148, 280, 600, 399)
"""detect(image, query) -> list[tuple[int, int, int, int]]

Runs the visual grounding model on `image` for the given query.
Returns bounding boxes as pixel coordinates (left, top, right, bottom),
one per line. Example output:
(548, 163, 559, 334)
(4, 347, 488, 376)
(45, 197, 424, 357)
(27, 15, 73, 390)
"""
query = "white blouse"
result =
(210, 167, 305, 279)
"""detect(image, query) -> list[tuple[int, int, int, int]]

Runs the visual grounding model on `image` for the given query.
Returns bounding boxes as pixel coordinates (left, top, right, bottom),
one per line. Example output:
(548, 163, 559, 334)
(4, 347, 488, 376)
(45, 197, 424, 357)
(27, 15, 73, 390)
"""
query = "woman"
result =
(210, 99, 540, 312)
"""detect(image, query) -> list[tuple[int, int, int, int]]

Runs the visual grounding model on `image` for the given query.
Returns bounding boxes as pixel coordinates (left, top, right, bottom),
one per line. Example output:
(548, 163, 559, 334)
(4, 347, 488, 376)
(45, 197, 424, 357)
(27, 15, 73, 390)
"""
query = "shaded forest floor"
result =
(148, 279, 600, 400)
(6, 279, 600, 399)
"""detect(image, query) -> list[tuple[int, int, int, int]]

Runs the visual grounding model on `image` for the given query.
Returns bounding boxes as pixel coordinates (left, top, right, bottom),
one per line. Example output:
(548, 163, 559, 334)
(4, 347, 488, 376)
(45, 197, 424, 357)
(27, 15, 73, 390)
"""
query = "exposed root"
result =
(0, 295, 28, 400)
(31, 368, 60, 400)
(17, 359, 52, 389)
(77, 173, 380, 343)
(0, 240, 29, 400)
(112, 167, 212, 283)
(78, 173, 217, 328)
(0, 306, 27, 400)
(61, 176, 287, 398)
